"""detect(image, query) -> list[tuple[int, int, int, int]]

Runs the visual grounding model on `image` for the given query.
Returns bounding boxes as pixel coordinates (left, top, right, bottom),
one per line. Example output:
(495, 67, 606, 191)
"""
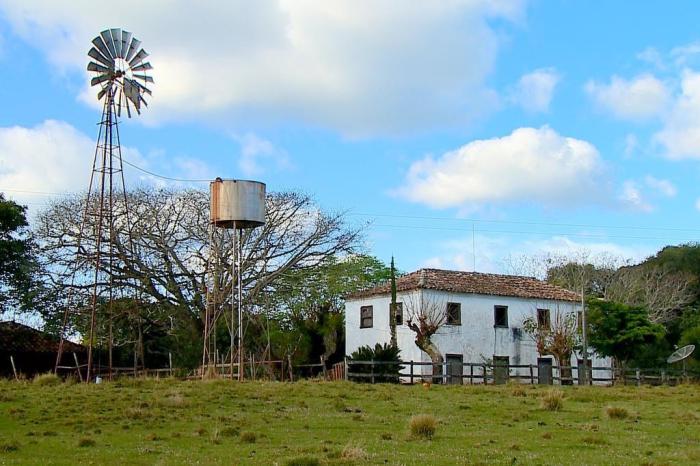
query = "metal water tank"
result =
(210, 178, 266, 229)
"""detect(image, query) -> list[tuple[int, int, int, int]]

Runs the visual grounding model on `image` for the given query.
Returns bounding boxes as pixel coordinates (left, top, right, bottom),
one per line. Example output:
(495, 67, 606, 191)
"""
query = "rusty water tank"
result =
(210, 178, 266, 229)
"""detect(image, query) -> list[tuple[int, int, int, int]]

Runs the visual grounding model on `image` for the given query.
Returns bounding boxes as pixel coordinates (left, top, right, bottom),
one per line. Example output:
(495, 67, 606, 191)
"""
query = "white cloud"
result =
(623, 133, 638, 158)
(423, 233, 650, 277)
(0, 0, 526, 136)
(671, 42, 700, 66)
(509, 68, 559, 112)
(396, 126, 604, 209)
(0, 120, 212, 211)
(637, 47, 666, 70)
(233, 133, 291, 177)
(618, 181, 652, 212)
(0, 120, 94, 207)
(654, 70, 700, 159)
(585, 74, 670, 121)
(644, 175, 676, 197)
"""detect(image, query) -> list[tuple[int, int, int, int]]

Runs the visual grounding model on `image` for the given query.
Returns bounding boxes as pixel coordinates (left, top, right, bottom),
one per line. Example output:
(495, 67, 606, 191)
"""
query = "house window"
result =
(446, 302, 461, 325)
(360, 306, 373, 328)
(494, 305, 508, 328)
(391, 302, 403, 326)
(537, 308, 551, 330)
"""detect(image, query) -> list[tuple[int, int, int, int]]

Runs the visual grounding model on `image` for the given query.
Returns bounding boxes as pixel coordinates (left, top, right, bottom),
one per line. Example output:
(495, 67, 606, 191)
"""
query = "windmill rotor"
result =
(88, 28, 153, 117)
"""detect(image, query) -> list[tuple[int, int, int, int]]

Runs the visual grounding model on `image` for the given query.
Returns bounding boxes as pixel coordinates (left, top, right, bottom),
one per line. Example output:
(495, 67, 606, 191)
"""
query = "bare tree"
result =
(606, 265, 696, 323)
(33, 187, 361, 345)
(404, 290, 446, 381)
(523, 309, 579, 384)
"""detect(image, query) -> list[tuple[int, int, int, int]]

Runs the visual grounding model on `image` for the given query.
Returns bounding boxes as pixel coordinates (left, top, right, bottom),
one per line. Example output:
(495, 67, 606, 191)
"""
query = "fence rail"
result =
(343, 359, 700, 386)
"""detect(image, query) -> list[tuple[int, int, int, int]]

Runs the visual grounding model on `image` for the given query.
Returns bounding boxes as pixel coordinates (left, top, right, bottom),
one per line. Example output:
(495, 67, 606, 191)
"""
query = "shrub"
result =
(33, 373, 61, 387)
(341, 443, 367, 460)
(240, 431, 256, 443)
(219, 426, 239, 438)
(605, 406, 629, 419)
(0, 441, 20, 453)
(349, 343, 401, 383)
(284, 456, 321, 466)
(77, 437, 95, 448)
(409, 414, 438, 439)
(510, 384, 527, 397)
(541, 389, 564, 411)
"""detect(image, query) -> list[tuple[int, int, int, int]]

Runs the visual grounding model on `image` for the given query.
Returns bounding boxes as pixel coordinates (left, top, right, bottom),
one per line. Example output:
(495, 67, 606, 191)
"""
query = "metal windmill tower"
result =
(55, 29, 153, 382)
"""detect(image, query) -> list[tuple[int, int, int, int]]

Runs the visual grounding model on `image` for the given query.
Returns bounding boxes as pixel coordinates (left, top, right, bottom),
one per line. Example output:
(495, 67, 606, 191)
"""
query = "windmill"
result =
(55, 29, 153, 383)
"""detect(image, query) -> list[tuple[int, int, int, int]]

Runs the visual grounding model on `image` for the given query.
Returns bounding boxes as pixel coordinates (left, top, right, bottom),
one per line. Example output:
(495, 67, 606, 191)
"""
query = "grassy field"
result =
(1, 377, 699, 465)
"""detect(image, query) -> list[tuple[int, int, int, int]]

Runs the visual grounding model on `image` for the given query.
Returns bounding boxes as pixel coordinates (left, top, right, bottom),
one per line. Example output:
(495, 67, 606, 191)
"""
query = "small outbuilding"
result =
(0, 321, 86, 378)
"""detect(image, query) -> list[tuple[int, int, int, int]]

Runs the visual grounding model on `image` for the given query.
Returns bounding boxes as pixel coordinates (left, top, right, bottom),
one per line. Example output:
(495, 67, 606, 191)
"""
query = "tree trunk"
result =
(416, 337, 444, 383)
(556, 351, 573, 385)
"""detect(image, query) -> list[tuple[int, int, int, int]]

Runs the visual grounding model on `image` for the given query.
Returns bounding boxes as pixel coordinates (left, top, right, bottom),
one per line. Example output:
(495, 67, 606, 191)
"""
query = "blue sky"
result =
(2, 1, 700, 274)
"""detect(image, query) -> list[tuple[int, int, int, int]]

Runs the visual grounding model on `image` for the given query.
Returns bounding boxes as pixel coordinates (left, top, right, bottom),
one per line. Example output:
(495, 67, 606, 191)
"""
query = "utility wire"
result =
(120, 158, 211, 183)
(352, 212, 700, 234)
(373, 223, 700, 242)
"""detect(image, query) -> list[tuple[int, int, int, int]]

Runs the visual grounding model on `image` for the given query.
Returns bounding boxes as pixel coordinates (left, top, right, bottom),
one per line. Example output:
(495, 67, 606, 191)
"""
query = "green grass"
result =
(0, 378, 699, 464)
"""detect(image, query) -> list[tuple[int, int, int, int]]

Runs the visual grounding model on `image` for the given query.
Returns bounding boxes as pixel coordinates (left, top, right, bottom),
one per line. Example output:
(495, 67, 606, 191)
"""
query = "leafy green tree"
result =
(267, 254, 391, 365)
(587, 299, 665, 368)
(0, 194, 34, 316)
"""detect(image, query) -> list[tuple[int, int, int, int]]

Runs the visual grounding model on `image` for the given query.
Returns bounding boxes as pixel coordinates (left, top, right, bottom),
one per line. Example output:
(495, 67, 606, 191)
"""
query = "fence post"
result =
(10, 355, 18, 380)
(661, 369, 666, 385)
(483, 364, 487, 385)
(321, 356, 327, 381)
(636, 369, 641, 387)
(469, 364, 474, 385)
(344, 357, 348, 381)
(73, 352, 83, 382)
(410, 360, 414, 385)
(371, 359, 375, 384)
(529, 365, 534, 385)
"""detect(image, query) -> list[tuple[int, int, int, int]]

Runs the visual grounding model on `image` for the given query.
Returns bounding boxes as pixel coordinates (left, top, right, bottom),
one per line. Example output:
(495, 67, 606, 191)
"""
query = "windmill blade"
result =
(125, 37, 141, 63)
(128, 49, 149, 67)
(132, 79, 152, 96)
(87, 61, 111, 74)
(138, 94, 148, 108)
(125, 96, 132, 118)
(123, 78, 142, 110)
(110, 29, 122, 58)
(91, 36, 113, 61)
(133, 74, 154, 83)
(91, 74, 112, 87)
(88, 47, 114, 68)
(120, 31, 132, 59)
(97, 88, 107, 100)
(131, 62, 153, 72)
(100, 30, 117, 59)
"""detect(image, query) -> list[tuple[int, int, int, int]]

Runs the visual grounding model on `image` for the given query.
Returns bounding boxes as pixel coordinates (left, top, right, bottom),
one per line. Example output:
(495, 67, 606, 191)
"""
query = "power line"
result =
(372, 223, 700, 243)
(120, 159, 211, 183)
(352, 212, 700, 234)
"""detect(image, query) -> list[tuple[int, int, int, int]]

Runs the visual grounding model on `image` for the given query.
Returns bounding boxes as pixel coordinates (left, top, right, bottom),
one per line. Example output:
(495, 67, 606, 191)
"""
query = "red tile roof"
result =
(346, 268, 581, 302)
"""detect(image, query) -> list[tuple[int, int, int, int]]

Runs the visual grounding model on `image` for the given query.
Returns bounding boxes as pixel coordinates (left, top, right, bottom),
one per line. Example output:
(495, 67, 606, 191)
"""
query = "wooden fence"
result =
(343, 359, 700, 386)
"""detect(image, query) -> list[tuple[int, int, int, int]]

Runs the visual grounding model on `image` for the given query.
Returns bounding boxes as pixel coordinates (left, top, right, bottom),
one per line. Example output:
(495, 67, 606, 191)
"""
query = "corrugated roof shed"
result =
(346, 268, 581, 302)
(0, 321, 85, 353)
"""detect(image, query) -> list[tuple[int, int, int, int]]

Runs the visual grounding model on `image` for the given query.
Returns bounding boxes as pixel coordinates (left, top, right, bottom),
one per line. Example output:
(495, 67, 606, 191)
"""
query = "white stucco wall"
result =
(345, 289, 610, 383)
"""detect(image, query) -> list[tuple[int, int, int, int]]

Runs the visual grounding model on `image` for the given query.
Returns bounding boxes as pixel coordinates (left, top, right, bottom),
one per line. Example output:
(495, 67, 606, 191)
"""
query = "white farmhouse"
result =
(345, 268, 609, 384)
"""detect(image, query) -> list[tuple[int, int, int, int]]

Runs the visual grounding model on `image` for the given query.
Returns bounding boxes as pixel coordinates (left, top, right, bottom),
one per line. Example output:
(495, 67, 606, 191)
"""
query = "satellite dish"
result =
(667, 344, 695, 364)
(88, 28, 153, 117)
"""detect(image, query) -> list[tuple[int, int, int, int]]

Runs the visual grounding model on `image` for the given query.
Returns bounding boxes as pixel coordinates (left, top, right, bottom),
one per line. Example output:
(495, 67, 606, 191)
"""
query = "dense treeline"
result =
(544, 244, 700, 369)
